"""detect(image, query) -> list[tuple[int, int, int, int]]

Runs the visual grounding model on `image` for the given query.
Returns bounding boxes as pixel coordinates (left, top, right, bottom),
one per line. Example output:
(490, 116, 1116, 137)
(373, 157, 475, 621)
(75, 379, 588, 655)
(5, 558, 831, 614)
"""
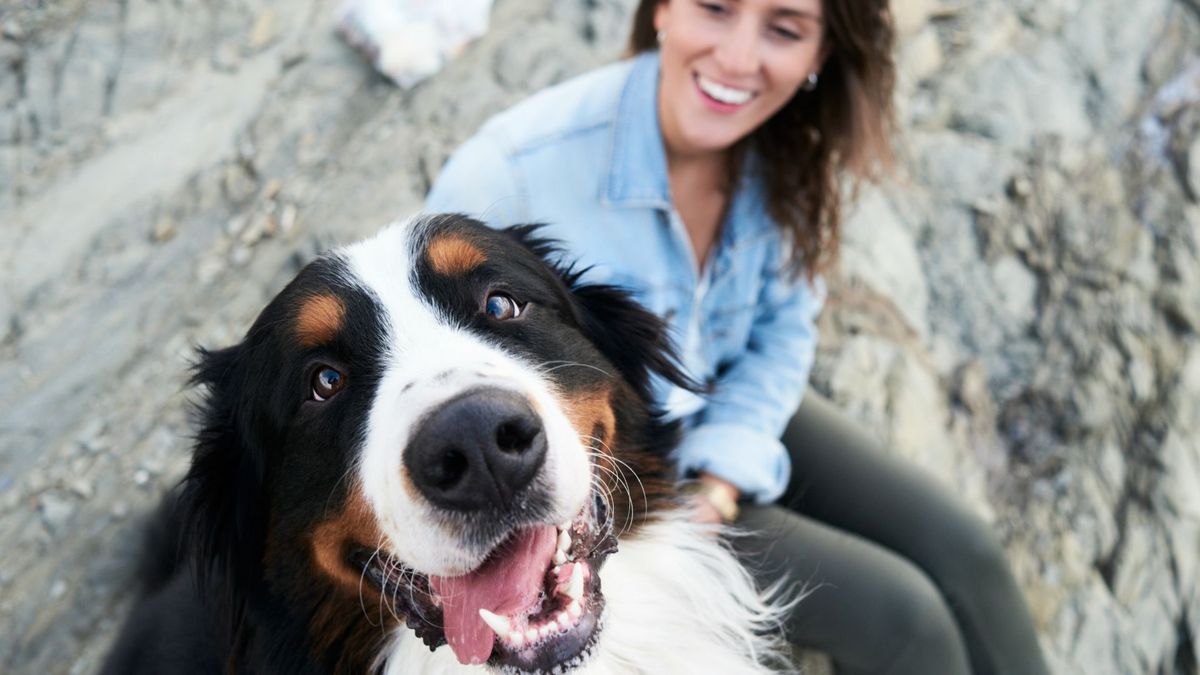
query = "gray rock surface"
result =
(1, 0, 1197, 674)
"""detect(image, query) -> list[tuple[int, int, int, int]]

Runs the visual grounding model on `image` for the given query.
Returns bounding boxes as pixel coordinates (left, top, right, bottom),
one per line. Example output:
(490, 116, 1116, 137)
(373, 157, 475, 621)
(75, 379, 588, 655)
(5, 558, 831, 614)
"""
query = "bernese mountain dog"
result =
(101, 215, 785, 675)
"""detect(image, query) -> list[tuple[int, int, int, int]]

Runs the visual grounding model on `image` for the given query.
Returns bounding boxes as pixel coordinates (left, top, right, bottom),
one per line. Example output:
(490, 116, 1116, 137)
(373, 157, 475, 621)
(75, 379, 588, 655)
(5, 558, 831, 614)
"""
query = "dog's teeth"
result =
(540, 621, 558, 638)
(525, 627, 539, 642)
(568, 600, 582, 618)
(557, 610, 570, 625)
(478, 608, 511, 636)
(561, 562, 585, 601)
(558, 528, 572, 553)
(508, 631, 526, 647)
(559, 520, 572, 531)
(554, 549, 568, 565)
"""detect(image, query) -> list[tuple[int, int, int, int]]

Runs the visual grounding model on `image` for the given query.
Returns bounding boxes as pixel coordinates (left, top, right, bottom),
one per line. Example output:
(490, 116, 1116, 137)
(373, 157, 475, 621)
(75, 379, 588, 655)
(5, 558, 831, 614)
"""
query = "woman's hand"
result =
(686, 472, 741, 525)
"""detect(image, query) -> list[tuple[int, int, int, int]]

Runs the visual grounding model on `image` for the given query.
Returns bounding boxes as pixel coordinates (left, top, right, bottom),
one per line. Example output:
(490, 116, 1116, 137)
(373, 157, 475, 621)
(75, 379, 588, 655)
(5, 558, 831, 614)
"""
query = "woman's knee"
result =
(874, 568, 970, 673)
(930, 509, 1015, 588)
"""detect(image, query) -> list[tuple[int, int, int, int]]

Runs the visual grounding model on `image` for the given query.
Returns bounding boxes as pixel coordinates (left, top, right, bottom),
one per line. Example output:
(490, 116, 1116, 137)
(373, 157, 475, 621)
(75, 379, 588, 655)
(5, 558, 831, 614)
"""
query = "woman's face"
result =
(654, 0, 827, 159)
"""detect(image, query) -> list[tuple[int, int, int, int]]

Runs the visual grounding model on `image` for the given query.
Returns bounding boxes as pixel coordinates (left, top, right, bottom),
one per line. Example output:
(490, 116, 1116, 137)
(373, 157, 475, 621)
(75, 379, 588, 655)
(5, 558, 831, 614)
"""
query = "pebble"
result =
(39, 492, 76, 533)
(239, 213, 270, 246)
(223, 164, 257, 205)
(76, 420, 109, 454)
(152, 215, 178, 243)
(2, 20, 24, 41)
(68, 479, 93, 500)
(194, 253, 225, 282)
(281, 45, 308, 70)
(230, 244, 253, 267)
(279, 203, 298, 233)
(133, 469, 150, 486)
(212, 43, 241, 73)
(246, 9, 279, 52)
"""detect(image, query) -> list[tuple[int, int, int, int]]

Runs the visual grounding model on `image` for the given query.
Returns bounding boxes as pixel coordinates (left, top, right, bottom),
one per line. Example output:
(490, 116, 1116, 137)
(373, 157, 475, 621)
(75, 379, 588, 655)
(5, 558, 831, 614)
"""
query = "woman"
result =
(426, 1, 1051, 672)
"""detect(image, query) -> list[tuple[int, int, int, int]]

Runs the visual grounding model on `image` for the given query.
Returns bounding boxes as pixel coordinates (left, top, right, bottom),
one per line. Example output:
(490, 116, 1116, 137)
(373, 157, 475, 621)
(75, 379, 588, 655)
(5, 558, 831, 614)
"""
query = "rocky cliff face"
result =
(1, 1, 1196, 673)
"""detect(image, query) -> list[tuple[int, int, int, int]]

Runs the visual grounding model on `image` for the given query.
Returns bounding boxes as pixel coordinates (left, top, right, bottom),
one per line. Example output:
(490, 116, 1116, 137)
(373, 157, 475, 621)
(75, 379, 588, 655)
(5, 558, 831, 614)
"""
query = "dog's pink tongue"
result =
(430, 526, 557, 665)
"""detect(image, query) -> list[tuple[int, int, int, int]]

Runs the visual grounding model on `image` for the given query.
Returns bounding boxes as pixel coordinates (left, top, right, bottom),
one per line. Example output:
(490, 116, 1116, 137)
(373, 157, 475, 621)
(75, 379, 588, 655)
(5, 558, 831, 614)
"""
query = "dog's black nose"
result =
(405, 388, 547, 512)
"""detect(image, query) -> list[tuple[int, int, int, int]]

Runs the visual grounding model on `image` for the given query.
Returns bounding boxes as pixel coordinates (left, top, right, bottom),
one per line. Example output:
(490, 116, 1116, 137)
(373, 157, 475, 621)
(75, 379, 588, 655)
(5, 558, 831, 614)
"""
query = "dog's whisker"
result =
(593, 448, 652, 536)
(358, 545, 386, 627)
(583, 445, 641, 536)
(533, 360, 613, 378)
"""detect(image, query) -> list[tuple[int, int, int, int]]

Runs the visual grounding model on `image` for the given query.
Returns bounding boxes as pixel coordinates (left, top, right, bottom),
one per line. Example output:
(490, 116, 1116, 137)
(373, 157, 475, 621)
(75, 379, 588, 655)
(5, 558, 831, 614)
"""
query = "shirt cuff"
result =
(672, 423, 790, 504)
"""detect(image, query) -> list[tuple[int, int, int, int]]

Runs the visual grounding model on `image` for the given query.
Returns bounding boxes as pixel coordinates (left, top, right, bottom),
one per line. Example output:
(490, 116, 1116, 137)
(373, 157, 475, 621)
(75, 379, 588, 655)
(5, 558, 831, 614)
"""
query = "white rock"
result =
(891, 0, 938, 37)
(840, 188, 930, 340)
(988, 255, 1038, 325)
(336, 0, 495, 89)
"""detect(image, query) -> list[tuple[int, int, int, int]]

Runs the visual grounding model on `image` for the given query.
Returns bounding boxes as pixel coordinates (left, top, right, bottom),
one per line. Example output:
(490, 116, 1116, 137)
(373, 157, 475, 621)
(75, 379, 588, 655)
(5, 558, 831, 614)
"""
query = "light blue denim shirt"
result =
(424, 51, 824, 503)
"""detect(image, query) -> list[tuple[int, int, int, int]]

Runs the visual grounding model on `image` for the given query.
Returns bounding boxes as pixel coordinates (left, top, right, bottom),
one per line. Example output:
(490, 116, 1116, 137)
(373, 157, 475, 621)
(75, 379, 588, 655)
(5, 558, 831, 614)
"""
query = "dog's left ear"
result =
(566, 281, 702, 400)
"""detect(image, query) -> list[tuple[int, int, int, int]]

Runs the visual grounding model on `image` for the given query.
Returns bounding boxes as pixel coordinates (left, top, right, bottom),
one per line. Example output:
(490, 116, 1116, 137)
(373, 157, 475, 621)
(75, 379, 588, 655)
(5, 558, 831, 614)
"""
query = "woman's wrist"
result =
(685, 473, 741, 523)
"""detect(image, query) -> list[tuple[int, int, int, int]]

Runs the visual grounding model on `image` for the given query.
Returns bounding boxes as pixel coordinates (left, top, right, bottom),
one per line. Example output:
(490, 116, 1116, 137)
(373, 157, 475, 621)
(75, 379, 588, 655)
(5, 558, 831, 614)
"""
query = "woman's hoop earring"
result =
(802, 72, 819, 92)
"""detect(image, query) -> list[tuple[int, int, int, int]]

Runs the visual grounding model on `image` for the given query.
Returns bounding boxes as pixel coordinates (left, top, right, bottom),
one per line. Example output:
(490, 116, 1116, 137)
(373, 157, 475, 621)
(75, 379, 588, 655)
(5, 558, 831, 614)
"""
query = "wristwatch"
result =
(682, 480, 740, 523)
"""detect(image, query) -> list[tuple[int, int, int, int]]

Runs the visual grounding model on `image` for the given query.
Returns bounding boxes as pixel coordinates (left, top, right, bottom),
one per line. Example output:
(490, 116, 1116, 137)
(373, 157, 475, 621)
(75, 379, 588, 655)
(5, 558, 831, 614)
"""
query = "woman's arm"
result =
(675, 251, 826, 506)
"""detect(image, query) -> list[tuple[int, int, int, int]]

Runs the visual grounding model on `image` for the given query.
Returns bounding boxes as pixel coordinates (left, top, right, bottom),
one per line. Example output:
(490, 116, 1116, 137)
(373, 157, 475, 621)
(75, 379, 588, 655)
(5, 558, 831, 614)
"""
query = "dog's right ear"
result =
(182, 343, 268, 609)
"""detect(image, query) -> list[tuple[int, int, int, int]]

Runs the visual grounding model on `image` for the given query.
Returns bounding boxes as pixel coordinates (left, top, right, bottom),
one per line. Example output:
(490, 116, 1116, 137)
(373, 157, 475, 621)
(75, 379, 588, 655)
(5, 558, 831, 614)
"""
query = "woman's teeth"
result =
(697, 75, 753, 105)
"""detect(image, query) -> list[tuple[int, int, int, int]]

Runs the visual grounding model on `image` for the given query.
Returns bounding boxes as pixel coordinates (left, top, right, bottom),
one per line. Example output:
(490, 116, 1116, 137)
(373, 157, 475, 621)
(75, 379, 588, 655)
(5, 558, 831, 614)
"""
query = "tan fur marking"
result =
(309, 487, 384, 592)
(427, 235, 487, 275)
(563, 386, 617, 451)
(295, 294, 345, 349)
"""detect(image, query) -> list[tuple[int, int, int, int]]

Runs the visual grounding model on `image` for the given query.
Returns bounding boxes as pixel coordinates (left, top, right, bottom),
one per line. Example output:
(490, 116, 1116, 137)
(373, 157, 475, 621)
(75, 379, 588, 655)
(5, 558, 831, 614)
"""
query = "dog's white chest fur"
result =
(381, 514, 784, 675)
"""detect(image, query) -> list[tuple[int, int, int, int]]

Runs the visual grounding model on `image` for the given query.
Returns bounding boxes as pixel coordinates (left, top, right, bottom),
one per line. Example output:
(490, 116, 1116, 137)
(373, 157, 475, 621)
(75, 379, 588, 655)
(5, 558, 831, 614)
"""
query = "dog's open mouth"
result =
(355, 492, 616, 674)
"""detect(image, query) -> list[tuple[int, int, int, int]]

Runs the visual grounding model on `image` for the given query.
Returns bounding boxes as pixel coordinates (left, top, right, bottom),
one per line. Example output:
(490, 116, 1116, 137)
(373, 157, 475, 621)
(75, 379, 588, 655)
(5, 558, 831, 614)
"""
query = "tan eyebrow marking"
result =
(427, 234, 487, 276)
(295, 294, 345, 348)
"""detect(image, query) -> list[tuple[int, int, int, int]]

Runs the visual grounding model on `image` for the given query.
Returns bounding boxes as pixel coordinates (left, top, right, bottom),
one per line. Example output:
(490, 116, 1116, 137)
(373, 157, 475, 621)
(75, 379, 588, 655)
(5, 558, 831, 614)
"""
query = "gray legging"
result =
(732, 393, 1051, 675)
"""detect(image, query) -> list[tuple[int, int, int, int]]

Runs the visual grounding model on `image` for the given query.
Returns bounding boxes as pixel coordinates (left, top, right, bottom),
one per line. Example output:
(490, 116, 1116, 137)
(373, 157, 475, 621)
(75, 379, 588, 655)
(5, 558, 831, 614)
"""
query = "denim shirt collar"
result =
(604, 52, 774, 246)
(605, 52, 671, 210)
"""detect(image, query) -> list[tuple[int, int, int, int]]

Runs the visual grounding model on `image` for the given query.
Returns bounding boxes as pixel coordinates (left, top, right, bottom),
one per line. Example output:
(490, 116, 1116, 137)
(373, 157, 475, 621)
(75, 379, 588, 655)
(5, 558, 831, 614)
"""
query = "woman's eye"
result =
(771, 25, 803, 41)
(484, 293, 523, 320)
(698, 1, 728, 16)
(311, 366, 346, 402)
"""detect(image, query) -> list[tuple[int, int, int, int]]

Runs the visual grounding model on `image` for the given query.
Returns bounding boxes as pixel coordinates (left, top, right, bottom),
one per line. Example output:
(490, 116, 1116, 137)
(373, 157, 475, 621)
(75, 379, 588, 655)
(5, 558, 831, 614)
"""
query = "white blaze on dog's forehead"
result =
(339, 218, 592, 576)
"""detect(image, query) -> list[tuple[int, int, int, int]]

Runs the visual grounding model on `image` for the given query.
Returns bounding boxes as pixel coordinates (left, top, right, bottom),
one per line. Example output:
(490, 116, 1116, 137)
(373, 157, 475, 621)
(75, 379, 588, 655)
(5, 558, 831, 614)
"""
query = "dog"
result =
(101, 215, 785, 675)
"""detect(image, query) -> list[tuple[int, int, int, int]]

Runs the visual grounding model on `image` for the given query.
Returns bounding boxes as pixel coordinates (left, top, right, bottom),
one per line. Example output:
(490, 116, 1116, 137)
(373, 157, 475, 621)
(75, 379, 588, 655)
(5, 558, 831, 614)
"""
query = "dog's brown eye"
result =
(312, 367, 346, 402)
(484, 293, 522, 320)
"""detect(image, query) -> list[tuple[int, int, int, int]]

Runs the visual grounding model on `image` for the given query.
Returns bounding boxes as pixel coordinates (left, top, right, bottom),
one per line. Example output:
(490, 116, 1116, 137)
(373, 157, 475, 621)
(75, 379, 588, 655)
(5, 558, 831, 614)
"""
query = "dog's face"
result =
(186, 216, 690, 674)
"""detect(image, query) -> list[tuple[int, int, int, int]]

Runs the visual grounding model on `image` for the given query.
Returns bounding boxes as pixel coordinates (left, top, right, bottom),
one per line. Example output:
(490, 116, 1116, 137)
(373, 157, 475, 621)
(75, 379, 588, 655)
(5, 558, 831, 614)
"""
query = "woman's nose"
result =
(712, 19, 761, 76)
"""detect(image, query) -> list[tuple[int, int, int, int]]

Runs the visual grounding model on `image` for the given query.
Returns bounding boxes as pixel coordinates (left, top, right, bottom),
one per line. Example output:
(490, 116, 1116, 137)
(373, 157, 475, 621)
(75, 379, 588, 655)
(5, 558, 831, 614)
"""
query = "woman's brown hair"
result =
(627, 0, 896, 278)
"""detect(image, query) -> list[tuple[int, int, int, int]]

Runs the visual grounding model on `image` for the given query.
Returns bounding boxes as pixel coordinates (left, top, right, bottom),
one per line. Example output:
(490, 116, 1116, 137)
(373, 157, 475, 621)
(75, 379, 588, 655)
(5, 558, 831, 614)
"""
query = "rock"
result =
(246, 9, 279, 53)
(2, 20, 25, 41)
(38, 492, 75, 534)
(151, 214, 177, 243)
(988, 255, 1039, 326)
(898, 25, 943, 85)
(840, 189, 930, 339)
(212, 43, 241, 73)
(891, 0, 938, 36)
